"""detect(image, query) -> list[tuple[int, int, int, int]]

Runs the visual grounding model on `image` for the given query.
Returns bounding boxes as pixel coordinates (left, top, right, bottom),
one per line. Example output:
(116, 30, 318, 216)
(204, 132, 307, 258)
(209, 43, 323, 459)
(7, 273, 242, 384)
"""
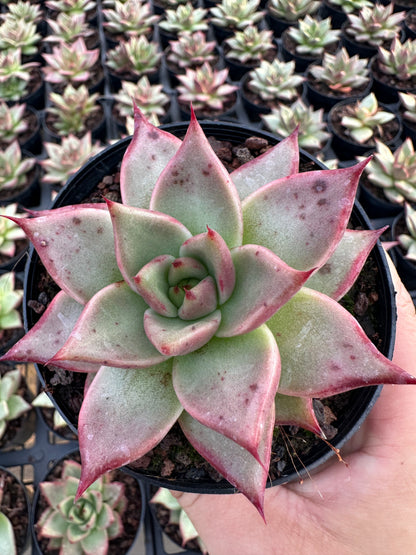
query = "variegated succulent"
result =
(345, 3, 405, 47)
(0, 204, 27, 258)
(308, 47, 370, 95)
(46, 84, 101, 137)
(327, 0, 372, 14)
(43, 13, 95, 45)
(0, 141, 36, 191)
(103, 0, 159, 39)
(5, 0, 43, 24)
(0, 365, 30, 440)
(399, 91, 416, 125)
(167, 31, 217, 70)
(3, 106, 415, 516)
(376, 37, 416, 82)
(113, 77, 170, 122)
(37, 459, 126, 554)
(339, 92, 395, 144)
(0, 49, 39, 102)
(267, 0, 319, 22)
(41, 133, 102, 187)
(0, 102, 28, 146)
(262, 98, 330, 152)
(360, 138, 416, 204)
(209, 0, 264, 30)
(177, 62, 237, 113)
(224, 26, 275, 65)
(397, 203, 416, 263)
(0, 15, 42, 57)
(42, 37, 100, 87)
(151, 488, 208, 553)
(0, 272, 23, 333)
(159, 3, 209, 35)
(287, 15, 340, 57)
(106, 36, 162, 78)
(45, 0, 97, 15)
(247, 59, 304, 103)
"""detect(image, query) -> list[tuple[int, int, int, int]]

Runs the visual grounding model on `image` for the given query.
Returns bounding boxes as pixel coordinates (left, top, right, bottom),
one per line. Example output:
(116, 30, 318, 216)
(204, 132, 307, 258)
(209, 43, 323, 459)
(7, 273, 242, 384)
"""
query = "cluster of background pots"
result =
(1, 0, 416, 553)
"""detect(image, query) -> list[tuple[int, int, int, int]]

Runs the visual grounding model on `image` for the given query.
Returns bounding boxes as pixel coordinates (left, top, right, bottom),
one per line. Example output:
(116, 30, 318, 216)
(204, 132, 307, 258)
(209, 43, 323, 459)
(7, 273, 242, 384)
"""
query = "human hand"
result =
(172, 258, 416, 555)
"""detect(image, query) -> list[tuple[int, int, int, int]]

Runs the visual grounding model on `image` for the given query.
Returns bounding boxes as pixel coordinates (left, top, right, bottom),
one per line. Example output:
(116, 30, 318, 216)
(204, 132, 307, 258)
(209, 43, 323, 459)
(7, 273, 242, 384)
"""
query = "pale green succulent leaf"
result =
(0, 512, 16, 555)
(0, 400, 9, 421)
(173, 325, 279, 461)
(134, 255, 178, 317)
(40, 510, 69, 538)
(275, 392, 322, 436)
(0, 369, 20, 399)
(6, 394, 30, 420)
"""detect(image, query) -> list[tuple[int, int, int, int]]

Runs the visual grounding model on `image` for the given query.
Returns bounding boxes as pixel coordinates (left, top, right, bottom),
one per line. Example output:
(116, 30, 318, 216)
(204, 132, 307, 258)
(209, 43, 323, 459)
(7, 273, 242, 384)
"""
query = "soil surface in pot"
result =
(28, 134, 386, 489)
(371, 58, 416, 93)
(0, 468, 29, 554)
(34, 452, 142, 555)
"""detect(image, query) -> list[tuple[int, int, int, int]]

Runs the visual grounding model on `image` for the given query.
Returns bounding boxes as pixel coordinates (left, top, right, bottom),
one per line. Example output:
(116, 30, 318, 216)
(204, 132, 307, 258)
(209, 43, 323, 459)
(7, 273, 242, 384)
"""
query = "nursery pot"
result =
(24, 121, 394, 496)
(0, 466, 31, 555)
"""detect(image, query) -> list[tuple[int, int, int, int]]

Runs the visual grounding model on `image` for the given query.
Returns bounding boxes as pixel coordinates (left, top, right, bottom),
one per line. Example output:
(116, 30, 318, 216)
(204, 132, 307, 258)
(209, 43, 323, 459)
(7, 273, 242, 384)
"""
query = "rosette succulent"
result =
(0, 366, 30, 439)
(287, 15, 340, 57)
(210, 0, 264, 31)
(267, 0, 319, 22)
(2, 107, 416, 516)
(345, 4, 405, 47)
(326, 0, 372, 13)
(0, 204, 27, 258)
(37, 459, 126, 554)
(247, 59, 304, 103)
(397, 203, 416, 262)
(376, 38, 416, 83)
(224, 26, 275, 65)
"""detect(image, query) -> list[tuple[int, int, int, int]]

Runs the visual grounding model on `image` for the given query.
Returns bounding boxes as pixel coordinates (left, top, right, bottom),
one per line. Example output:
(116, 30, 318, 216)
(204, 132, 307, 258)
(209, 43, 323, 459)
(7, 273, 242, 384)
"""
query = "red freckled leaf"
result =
(179, 404, 275, 518)
(51, 282, 168, 368)
(168, 257, 207, 285)
(143, 309, 221, 356)
(274, 393, 323, 436)
(107, 199, 192, 293)
(230, 129, 300, 199)
(217, 245, 313, 337)
(180, 227, 235, 304)
(134, 255, 178, 317)
(6, 205, 121, 304)
(173, 325, 280, 462)
(150, 111, 243, 248)
(178, 276, 218, 320)
(305, 228, 386, 301)
(120, 104, 181, 208)
(242, 159, 370, 271)
(0, 291, 99, 372)
(77, 361, 182, 498)
(267, 288, 416, 397)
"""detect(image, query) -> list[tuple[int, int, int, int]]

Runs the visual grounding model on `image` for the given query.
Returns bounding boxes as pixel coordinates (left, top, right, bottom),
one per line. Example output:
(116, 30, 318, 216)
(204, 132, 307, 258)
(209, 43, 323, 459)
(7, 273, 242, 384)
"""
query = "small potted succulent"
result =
(265, 0, 320, 37)
(45, 0, 97, 21)
(358, 138, 416, 219)
(319, 0, 373, 29)
(42, 37, 102, 94)
(0, 100, 41, 156)
(150, 487, 208, 553)
(43, 84, 105, 142)
(158, 3, 209, 49)
(0, 467, 30, 554)
(0, 141, 39, 207)
(223, 25, 277, 81)
(371, 37, 416, 104)
(391, 202, 416, 291)
(33, 454, 144, 554)
(0, 49, 44, 109)
(0, 14, 42, 60)
(341, 3, 405, 59)
(399, 91, 416, 143)
(305, 47, 372, 111)
(281, 15, 341, 72)
(209, 0, 264, 43)
(262, 98, 331, 154)
(328, 92, 402, 160)
(0, 204, 28, 273)
(102, 0, 160, 46)
(106, 36, 163, 91)
(176, 63, 238, 119)
(41, 133, 102, 190)
(240, 58, 304, 119)
(3, 106, 414, 518)
(43, 12, 98, 49)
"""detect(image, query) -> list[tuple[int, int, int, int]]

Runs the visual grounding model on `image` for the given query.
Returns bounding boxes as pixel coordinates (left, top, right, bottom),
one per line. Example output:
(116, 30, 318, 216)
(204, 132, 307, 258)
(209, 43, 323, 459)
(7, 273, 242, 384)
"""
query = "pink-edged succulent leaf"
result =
(217, 245, 313, 338)
(51, 282, 168, 368)
(267, 287, 416, 397)
(77, 361, 182, 498)
(230, 129, 300, 200)
(7, 205, 121, 304)
(274, 393, 323, 436)
(305, 228, 386, 301)
(143, 309, 221, 356)
(107, 200, 191, 292)
(150, 111, 243, 249)
(134, 255, 178, 317)
(172, 325, 280, 462)
(0, 291, 99, 373)
(120, 104, 181, 208)
(179, 227, 235, 305)
(242, 160, 370, 271)
(178, 276, 218, 320)
(168, 257, 207, 285)
(179, 404, 275, 518)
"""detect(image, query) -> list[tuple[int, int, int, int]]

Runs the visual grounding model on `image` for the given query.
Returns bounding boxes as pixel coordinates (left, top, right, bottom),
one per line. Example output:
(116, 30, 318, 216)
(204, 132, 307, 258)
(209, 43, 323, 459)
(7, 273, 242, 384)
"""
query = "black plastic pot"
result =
(0, 465, 31, 555)
(358, 180, 404, 220)
(0, 160, 41, 209)
(370, 57, 416, 105)
(318, 0, 347, 28)
(391, 211, 416, 291)
(280, 30, 321, 73)
(25, 121, 393, 497)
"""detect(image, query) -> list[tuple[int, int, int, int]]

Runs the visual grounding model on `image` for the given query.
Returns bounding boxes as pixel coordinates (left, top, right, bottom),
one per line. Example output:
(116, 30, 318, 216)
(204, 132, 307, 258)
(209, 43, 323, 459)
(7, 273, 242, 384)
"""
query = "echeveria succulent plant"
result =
(2, 107, 416, 516)
(0, 366, 30, 439)
(37, 459, 126, 554)
(0, 204, 27, 258)
(398, 203, 416, 263)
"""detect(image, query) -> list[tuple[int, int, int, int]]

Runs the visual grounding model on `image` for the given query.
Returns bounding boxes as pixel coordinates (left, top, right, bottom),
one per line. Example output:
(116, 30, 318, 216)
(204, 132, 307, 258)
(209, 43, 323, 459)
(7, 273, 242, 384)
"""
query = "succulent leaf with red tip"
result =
(2, 106, 415, 517)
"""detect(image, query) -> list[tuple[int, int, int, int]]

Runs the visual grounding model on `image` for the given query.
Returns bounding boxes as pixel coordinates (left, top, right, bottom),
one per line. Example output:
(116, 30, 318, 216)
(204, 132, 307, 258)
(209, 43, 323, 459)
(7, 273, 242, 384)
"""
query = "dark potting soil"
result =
(34, 452, 142, 555)
(0, 469, 29, 554)
(306, 73, 370, 99)
(153, 500, 204, 553)
(29, 134, 385, 489)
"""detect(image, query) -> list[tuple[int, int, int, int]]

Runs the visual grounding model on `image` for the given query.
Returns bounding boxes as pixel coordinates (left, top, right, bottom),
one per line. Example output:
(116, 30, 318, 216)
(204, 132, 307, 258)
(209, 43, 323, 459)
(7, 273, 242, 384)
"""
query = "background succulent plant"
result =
(376, 37, 416, 83)
(345, 3, 405, 47)
(267, 0, 319, 21)
(0, 141, 36, 192)
(327, 0, 372, 13)
(209, 0, 264, 30)
(339, 92, 395, 144)
(0, 204, 27, 258)
(3, 107, 414, 517)
(224, 26, 275, 65)
(398, 203, 416, 262)
(287, 15, 340, 57)
(103, 0, 159, 39)
(167, 31, 217, 70)
(361, 138, 416, 204)
(0, 15, 41, 57)
(113, 78, 170, 123)
(106, 36, 162, 78)
(399, 91, 416, 125)
(0, 49, 39, 102)
(45, 0, 97, 16)
(159, 3, 209, 35)
(37, 459, 127, 554)
(246, 59, 304, 103)
(44, 13, 96, 45)
(0, 102, 28, 146)
(0, 365, 30, 440)
(6, 0, 43, 24)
